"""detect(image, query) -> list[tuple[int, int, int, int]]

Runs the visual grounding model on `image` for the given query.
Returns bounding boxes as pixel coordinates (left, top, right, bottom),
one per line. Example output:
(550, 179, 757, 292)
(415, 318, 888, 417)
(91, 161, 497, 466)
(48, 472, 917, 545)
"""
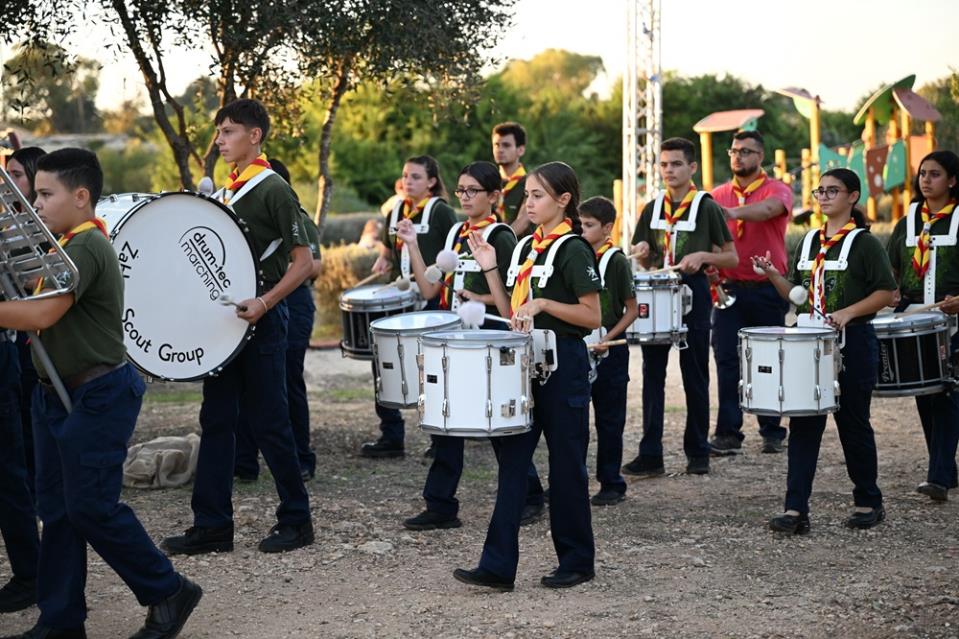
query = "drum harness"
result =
(388, 196, 441, 279)
(441, 221, 514, 312)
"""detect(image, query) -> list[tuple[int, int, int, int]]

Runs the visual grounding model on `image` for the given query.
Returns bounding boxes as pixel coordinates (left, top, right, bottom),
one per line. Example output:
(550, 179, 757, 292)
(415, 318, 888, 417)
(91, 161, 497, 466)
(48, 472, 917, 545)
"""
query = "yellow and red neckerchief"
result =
(911, 199, 956, 280)
(661, 184, 697, 267)
(731, 170, 767, 239)
(510, 217, 574, 315)
(595, 238, 615, 260)
(809, 220, 857, 315)
(440, 215, 497, 310)
(33, 218, 109, 296)
(224, 153, 271, 204)
(394, 196, 431, 251)
(496, 164, 526, 220)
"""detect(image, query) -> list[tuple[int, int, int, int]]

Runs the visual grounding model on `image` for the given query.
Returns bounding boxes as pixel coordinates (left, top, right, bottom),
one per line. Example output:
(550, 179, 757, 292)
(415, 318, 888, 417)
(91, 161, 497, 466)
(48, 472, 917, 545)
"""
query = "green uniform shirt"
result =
(299, 210, 321, 288)
(230, 173, 309, 284)
(34, 229, 126, 379)
(501, 173, 527, 226)
(631, 194, 733, 269)
(788, 229, 897, 324)
(886, 212, 959, 301)
(513, 235, 602, 338)
(453, 224, 516, 316)
(383, 199, 458, 280)
(599, 248, 634, 333)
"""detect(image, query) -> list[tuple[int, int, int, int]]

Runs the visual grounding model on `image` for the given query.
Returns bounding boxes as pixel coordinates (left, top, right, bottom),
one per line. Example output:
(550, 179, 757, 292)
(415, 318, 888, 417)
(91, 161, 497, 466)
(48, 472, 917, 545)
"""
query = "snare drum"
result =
(418, 330, 533, 437)
(739, 327, 841, 416)
(339, 284, 418, 360)
(627, 271, 692, 346)
(872, 312, 953, 397)
(370, 311, 462, 408)
(109, 191, 259, 380)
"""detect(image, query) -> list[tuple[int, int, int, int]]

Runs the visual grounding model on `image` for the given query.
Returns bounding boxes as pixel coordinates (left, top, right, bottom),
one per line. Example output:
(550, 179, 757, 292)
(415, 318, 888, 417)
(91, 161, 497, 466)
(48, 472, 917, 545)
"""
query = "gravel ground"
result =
(2, 347, 958, 639)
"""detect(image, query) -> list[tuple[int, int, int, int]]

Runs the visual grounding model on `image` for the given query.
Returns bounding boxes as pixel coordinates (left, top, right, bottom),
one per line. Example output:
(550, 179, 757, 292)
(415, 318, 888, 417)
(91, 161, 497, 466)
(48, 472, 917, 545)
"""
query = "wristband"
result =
(256, 297, 269, 313)
(482, 266, 498, 273)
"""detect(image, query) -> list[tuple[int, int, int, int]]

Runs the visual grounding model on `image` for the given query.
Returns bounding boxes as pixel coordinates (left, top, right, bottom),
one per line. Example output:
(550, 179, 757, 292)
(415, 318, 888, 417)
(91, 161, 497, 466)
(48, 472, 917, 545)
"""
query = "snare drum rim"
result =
(419, 329, 530, 348)
(338, 286, 418, 313)
(738, 327, 838, 342)
(872, 312, 949, 335)
(111, 190, 261, 382)
(369, 311, 462, 335)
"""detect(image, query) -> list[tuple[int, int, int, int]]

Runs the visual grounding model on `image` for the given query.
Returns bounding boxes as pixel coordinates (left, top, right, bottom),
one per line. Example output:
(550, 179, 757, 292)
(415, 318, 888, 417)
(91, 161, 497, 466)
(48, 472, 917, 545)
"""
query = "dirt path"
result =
(2, 348, 958, 638)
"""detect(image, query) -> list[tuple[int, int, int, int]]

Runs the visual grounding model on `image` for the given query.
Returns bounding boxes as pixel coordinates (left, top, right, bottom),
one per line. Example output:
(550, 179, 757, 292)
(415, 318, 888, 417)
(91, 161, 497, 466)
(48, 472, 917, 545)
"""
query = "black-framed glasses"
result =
(727, 148, 760, 158)
(812, 186, 848, 200)
(454, 187, 488, 200)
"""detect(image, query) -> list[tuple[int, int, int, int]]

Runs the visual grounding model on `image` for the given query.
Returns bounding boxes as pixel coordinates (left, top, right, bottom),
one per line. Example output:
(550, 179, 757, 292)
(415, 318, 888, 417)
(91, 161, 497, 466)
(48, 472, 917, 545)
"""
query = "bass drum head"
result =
(112, 192, 259, 381)
(97, 193, 156, 235)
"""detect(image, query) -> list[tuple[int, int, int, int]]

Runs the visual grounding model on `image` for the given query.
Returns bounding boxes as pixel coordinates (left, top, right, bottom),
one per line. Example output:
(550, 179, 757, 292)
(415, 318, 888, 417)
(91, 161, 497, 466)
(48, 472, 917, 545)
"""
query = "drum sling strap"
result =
(649, 191, 708, 267)
(441, 221, 514, 311)
(213, 168, 284, 263)
(388, 196, 440, 279)
(905, 201, 959, 305)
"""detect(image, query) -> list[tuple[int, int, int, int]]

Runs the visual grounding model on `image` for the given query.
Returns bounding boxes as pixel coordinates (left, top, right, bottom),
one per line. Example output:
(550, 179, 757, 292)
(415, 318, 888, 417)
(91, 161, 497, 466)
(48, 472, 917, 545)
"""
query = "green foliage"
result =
(918, 74, 959, 153)
(98, 142, 159, 194)
(313, 243, 380, 336)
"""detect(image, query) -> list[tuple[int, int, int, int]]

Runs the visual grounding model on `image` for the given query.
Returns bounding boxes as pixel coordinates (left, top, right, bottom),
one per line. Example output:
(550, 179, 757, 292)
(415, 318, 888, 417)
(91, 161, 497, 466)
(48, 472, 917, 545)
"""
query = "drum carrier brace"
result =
(441, 221, 514, 311)
(388, 196, 441, 279)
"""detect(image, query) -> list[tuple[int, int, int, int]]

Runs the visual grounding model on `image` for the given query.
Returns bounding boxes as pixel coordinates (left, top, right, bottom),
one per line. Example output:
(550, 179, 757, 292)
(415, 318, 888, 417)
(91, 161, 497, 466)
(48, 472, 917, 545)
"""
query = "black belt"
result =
(40, 362, 126, 392)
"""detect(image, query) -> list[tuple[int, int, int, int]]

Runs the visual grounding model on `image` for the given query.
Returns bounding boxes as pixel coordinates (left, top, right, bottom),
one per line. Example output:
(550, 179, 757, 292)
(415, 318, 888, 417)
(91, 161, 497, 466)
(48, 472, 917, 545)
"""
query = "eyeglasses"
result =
(454, 187, 488, 200)
(727, 148, 760, 158)
(812, 187, 848, 200)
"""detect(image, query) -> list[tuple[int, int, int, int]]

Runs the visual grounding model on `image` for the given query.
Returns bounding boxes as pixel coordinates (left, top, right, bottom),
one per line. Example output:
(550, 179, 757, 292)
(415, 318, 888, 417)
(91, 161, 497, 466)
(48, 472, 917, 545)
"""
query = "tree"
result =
(917, 74, 959, 153)
(2, 41, 101, 133)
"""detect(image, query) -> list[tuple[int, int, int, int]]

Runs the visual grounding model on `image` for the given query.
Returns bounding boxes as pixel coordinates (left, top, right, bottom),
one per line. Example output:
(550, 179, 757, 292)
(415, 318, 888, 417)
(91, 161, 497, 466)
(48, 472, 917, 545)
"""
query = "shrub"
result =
(312, 242, 382, 340)
(319, 212, 380, 247)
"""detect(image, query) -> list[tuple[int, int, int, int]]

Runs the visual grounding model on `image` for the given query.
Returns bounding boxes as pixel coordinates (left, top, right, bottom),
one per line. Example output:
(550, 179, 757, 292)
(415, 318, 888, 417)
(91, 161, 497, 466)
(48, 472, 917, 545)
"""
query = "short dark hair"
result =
(36, 148, 103, 205)
(578, 195, 617, 226)
(214, 98, 270, 141)
(660, 137, 696, 164)
(492, 121, 527, 147)
(269, 158, 291, 184)
(732, 130, 765, 150)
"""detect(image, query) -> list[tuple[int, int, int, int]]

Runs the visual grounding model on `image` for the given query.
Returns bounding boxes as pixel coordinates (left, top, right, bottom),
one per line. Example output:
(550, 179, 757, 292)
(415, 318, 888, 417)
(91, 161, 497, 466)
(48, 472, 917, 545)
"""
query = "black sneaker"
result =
(709, 435, 742, 457)
(128, 575, 202, 639)
(403, 510, 462, 531)
(621, 455, 665, 478)
(360, 438, 404, 459)
(590, 490, 625, 506)
(0, 625, 86, 639)
(917, 482, 949, 502)
(845, 507, 885, 530)
(520, 503, 545, 526)
(0, 575, 36, 613)
(769, 512, 811, 535)
(540, 569, 595, 589)
(686, 457, 710, 475)
(258, 521, 315, 553)
(453, 567, 514, 591)
(160, 525, 234, 556)
(761, 437, 785, 454)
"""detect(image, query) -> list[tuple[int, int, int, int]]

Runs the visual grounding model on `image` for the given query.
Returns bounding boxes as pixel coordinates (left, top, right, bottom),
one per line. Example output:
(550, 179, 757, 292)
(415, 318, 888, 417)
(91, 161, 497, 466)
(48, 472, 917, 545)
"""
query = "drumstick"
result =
(643, 264, 683, 275)
(353, 271, 385, 289)
(373, 277, 411, 294)
(901, 299, 951, 316)
(588, 339, 628, 349)
(218, 294, 248, 312)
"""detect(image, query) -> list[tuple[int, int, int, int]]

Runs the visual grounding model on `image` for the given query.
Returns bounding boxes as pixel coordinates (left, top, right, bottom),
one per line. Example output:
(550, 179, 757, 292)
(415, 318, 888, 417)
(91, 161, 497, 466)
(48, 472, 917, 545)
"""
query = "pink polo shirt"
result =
(712, 177, 793, 281)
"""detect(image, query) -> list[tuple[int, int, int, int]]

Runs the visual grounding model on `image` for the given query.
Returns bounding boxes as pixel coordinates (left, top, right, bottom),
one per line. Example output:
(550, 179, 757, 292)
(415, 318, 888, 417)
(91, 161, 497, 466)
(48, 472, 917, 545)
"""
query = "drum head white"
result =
(872, 312, 945, 331)
(421, 329, 529, 347)
(97, 193, 156, 235)
(340, 283, 415, 306)
(370, 311, 460, 333)
(741, 326, 834, 337)
(112, 192, 258, 380)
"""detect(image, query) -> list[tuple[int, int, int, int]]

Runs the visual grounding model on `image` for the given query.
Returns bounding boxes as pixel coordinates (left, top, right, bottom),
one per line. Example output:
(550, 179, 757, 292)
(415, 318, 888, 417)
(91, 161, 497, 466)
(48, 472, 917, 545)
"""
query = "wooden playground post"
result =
(774, 149, 788, 183)
(801, 148, 812, 214)
(699, 131, 714, 191)
(809, 99, 824, 227)
(925, 121, 937, 149)
(901, 109, 913, 205)
(864, 107, 878, 222)
(887, 106, 902, 220)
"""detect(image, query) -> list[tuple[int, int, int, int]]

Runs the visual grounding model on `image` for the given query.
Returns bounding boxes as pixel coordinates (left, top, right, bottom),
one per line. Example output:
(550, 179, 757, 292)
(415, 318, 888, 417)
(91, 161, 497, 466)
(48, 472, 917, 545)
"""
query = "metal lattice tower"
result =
(621, 0, 662, 247)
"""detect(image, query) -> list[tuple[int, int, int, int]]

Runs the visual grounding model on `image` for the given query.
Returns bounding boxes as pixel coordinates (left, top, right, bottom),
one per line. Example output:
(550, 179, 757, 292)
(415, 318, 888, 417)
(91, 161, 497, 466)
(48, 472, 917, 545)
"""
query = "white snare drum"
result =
(627, 271, 692, 346)
(739, 327, 841, 416)
(370, 311, 462, 408)
(97, 193, 156, 235)
(418, 330, 533, 437)
(110, 192, 259, 380)
(339, 284, 418, 360)
(872, 312, 953, 397)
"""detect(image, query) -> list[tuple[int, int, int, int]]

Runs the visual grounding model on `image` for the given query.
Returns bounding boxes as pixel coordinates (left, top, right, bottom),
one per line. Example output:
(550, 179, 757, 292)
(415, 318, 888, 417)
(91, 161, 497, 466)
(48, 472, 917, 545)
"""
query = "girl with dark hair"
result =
(7, 146, 46, 204)
(753, 168, 897, 533)
(886, 150, 959, 502)
(454, 161, 602, 591)
(397, 160, 546, 531)
(362, 155, 458, 459)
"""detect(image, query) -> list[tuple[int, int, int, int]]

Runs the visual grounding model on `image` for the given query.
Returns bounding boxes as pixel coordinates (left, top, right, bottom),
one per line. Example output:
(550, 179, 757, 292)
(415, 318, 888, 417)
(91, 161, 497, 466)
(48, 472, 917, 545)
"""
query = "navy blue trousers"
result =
(712, 282, 788, 442)
(478, 337, 594, 581)
(16, 331, 37, 493)
(915, 330, 959, 488)
(785, 323, 883, 513)
(235, 284, 317, 478)
(590, 343, 629, 493)
(33, 363, 179, 628)
(639, 273, 711, 460)
(194, 303, 311, 528)
(0, 338, 38, 581)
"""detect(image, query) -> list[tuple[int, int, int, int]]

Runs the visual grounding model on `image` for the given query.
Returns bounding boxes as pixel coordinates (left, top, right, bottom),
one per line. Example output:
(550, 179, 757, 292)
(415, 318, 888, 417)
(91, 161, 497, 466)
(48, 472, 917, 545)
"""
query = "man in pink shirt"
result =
(709, 130, 793, 455)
